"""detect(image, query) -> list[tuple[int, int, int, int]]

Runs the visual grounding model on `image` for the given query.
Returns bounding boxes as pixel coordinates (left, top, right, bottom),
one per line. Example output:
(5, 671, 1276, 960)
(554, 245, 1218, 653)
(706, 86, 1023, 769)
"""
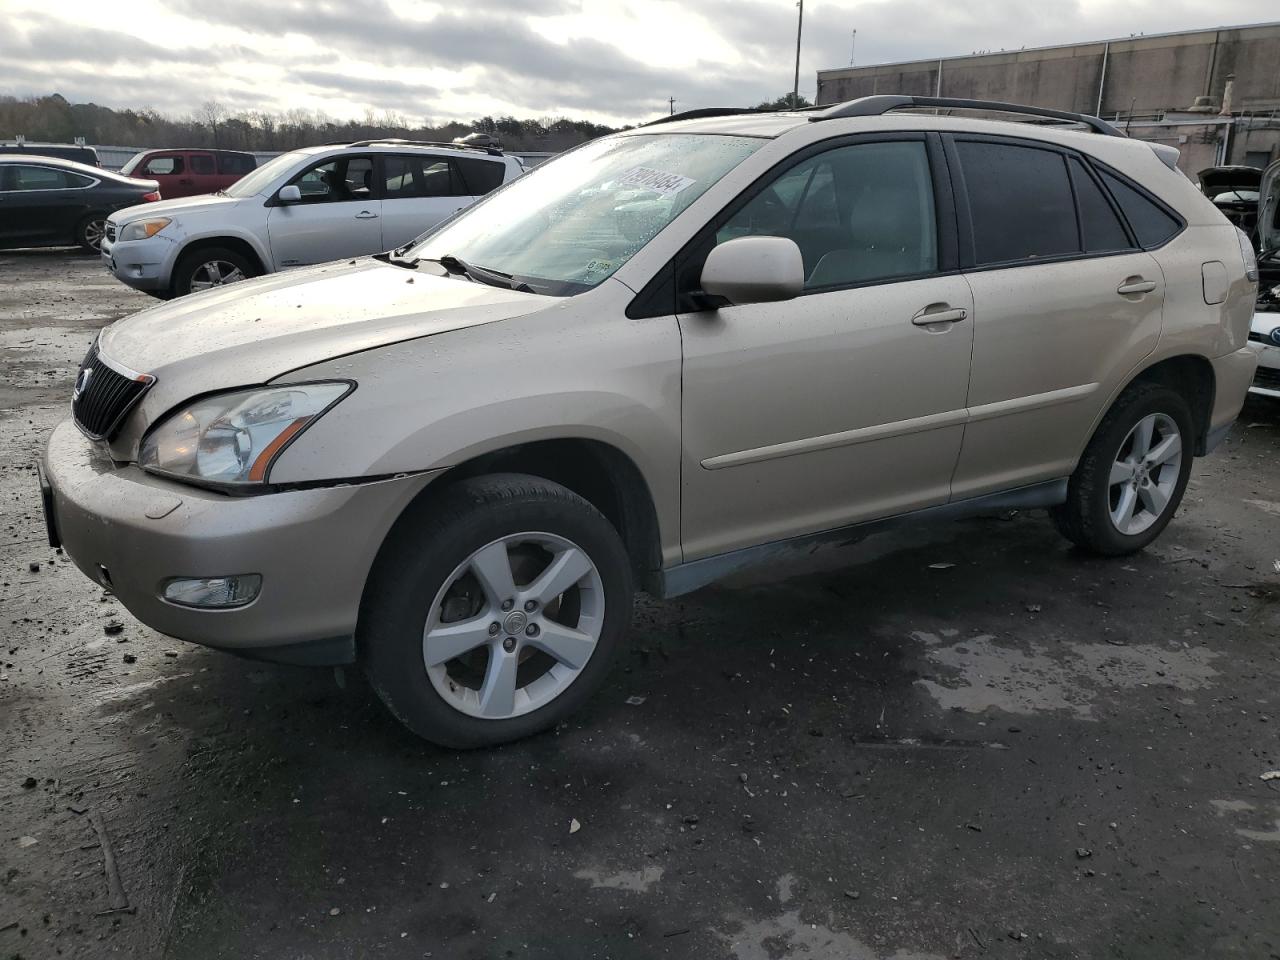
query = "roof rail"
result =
(344, 138, 505, 156)
(810, 95, 1125, 137)
(644, 107, 762, 127)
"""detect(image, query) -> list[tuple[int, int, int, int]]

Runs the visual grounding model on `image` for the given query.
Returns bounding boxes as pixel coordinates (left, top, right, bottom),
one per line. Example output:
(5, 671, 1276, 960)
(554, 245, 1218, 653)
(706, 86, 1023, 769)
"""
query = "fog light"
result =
(162, 575, 261, 609)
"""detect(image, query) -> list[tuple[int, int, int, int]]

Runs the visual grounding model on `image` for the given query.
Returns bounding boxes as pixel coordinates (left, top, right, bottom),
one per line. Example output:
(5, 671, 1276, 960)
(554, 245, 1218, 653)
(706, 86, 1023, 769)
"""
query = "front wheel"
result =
(360, 474, 633, 748)
(171, 246, 257, 297)
(1052, 382, 1194, 555)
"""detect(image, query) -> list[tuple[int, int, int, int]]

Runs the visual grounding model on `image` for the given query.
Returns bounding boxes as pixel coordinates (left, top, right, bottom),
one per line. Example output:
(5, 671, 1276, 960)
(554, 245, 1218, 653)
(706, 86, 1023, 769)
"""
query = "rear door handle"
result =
(1117, 279, 1157, 295)
(911, 305, 968, 326)
(354, 210, 378, 219)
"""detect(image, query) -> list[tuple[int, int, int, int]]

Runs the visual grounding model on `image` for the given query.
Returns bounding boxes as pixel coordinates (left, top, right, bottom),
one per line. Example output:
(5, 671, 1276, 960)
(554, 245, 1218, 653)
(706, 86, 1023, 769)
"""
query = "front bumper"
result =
(101, 231, 176, 294)
(42, 419, 434, 664)
(1248, 312, 1280, 399)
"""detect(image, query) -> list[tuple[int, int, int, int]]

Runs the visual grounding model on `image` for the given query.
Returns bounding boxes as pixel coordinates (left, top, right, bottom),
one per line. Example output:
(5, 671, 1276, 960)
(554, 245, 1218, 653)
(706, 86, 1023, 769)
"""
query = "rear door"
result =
(0, 164, 92, 245)
(187, 152, 220, 195)
(946, 136, 1169, 499)
(376, 154, 469, 249)
(266, 153, 382, 266)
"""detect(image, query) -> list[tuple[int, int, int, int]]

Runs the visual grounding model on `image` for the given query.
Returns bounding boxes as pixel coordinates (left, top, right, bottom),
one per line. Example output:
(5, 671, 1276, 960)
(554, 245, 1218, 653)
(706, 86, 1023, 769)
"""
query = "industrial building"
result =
(816, 21, 1280, 175)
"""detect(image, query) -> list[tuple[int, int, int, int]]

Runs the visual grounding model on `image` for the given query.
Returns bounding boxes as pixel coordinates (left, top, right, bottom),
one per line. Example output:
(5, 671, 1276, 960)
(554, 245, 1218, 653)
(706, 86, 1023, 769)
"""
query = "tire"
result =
(75, 213, 107, 253)
(171, 245, 257, 297)
(360, 474, 633, 748)
(1052, 381, 1194, 555)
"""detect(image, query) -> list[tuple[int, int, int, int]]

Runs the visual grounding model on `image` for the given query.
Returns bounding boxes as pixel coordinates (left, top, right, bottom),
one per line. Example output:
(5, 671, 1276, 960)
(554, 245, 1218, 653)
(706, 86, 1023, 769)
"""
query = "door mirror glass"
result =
(700, 236, 803, 306)
(277, 184, 302, 204)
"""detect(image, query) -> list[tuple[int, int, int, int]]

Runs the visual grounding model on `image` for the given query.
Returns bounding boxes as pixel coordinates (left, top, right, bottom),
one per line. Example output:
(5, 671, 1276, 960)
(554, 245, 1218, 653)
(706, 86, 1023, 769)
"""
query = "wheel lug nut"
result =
(488, 622, 500, 636)
(526, 624, 539, 637)
(502, 637, 516, 652)
(501, 599, 514, 611)
(524, 600, 538, 613)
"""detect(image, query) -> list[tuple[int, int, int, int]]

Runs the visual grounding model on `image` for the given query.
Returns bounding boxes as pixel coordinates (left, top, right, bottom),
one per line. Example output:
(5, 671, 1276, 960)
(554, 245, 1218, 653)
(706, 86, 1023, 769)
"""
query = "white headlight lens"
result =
(1236, 227, 1258, 283)
(120, 218, 172, 242)
(139, 383, 351, 484)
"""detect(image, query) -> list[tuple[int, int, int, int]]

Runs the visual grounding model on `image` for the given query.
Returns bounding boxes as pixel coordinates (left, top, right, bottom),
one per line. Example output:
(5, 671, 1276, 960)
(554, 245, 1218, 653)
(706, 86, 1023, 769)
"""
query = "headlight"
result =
(139, 383, 352, 486)
(120, 218, 172, 242)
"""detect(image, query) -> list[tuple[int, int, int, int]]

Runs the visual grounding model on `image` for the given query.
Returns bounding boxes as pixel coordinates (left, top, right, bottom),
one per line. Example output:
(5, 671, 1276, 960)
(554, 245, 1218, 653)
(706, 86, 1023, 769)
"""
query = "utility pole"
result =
(668, 96, 676, 116)
(849, 29, 857, 67)
(792, 0, 804, 109)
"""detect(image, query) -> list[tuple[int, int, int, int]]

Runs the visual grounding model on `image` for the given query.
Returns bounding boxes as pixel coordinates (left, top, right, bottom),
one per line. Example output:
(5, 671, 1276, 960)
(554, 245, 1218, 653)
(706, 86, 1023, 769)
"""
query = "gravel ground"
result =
(1, 250, 1278, 960)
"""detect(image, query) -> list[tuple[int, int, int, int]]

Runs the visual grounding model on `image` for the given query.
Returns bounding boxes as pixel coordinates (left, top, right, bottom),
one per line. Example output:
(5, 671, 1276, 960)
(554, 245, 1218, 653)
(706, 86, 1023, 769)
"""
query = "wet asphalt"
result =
(1, 250, 1278, 960)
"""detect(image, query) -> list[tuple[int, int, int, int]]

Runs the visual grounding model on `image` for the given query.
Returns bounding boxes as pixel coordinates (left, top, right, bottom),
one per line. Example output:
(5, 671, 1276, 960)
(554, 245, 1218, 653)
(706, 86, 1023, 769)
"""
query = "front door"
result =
(945, 137, 1169, 498)
(266, 154, 383, 267)
(676, 136, 974, 560)
(0, 164, 89, 245)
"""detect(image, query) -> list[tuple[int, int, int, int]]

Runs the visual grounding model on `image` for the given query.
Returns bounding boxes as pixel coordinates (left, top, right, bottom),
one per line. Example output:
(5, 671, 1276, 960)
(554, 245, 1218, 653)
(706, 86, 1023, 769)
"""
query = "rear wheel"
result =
(1052, 382, 1193, 555)
(360, 474, 633, 748)
(172, 246, 257, 297)
(75, 213, 107, 252)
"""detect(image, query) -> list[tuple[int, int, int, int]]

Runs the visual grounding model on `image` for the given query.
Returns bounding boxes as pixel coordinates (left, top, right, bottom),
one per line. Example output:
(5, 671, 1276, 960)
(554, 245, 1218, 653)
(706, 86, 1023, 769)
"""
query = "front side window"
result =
(715, 140, 938, 287)
(406, 133, 762, 296)
(144, 156, 183, 176)
(957, 140, 1078, 265)
(289, 156, 374, 203)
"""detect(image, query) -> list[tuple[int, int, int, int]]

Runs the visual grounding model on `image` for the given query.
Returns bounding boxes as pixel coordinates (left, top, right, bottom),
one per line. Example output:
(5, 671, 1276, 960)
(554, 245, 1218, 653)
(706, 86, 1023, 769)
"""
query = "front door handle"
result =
(911, 305, 968, 326)
(1117, 278, 1157, 296)
(354, 210, 379, 219)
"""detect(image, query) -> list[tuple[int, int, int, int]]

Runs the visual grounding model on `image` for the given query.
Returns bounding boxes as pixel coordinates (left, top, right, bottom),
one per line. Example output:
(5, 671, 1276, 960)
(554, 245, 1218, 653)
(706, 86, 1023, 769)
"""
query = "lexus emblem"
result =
(72, 367, 93, 401)
(1271, 326, 1280, 347)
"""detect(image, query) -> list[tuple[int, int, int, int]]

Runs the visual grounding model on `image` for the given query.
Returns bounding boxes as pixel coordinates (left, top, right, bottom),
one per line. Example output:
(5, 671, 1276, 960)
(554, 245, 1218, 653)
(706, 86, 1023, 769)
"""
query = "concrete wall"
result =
(816, 22, 1280, 117)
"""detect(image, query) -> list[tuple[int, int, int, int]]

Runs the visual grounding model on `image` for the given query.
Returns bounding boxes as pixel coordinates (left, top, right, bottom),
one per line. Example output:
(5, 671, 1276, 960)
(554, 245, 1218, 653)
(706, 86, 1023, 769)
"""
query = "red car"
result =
(118, 149, 257, 199)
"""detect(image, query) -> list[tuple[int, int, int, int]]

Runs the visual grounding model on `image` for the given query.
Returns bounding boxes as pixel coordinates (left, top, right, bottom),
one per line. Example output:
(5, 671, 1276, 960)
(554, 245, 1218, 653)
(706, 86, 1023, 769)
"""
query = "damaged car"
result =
(42, 96, 1257, 747)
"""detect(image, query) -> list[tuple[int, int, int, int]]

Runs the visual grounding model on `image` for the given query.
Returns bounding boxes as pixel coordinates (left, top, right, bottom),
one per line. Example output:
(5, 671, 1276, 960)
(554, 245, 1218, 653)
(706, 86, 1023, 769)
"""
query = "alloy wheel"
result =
(1107, 412, 1182, 536)
(422, 532, 605, 720)
(83, 219, 106, 251)
(189, 260, 246, 291)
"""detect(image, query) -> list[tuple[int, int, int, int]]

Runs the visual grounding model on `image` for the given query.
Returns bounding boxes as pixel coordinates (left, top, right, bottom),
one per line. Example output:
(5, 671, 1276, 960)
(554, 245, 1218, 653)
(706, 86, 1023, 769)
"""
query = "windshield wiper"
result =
(432, 254, 534, 293)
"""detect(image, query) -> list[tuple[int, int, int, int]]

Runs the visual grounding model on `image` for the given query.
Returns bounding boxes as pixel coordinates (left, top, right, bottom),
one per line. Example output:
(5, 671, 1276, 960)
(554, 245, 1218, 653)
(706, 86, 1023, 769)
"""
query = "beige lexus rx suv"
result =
(41, 96, 1258, 747)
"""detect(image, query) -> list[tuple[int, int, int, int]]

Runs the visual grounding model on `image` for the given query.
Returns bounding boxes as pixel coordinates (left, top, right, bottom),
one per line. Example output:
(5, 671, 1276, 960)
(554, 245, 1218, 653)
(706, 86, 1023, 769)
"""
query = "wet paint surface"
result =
(1, 252, 1279, 959)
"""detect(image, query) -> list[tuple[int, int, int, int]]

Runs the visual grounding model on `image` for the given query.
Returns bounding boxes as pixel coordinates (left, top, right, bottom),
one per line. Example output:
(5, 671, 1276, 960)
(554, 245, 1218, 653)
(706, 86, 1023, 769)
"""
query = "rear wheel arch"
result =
(1122, 355, 1215, 455)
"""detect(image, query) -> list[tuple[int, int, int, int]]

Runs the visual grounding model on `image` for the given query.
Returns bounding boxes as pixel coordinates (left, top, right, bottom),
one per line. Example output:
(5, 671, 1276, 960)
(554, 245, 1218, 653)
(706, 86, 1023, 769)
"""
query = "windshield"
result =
(119, 152, 145, 176)
(223, 151, 309, 198)
(406, 133, 763, 295)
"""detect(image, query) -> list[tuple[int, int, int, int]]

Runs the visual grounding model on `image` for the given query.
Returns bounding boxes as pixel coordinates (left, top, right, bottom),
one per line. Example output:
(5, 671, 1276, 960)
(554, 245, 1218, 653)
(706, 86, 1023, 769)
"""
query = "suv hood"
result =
(108, 191, 243, 223)
(99, 258, 542, 452)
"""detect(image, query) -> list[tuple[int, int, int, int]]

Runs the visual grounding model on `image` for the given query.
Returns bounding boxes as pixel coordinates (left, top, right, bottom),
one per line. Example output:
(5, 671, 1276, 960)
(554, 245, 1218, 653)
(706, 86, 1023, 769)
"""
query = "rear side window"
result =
(217, 153, 256, 175)
(1098, 170, 1182, 247)
(956, 140, 1077, 265)
(190, 154, 216, 175)
(1068, 157, 1131, 253)
(454, 157, 505, 195)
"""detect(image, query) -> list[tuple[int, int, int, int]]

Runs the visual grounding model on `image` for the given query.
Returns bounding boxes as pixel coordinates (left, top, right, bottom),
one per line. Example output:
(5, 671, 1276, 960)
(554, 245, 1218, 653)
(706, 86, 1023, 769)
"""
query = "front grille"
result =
(1254, 366, 1280, 390)
(71, 338, 154, 440)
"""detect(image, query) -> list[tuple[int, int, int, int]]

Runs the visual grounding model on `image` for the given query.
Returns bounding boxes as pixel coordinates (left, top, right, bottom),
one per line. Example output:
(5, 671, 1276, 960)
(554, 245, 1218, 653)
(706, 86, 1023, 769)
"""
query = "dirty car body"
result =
(43, 97, 1258, 747)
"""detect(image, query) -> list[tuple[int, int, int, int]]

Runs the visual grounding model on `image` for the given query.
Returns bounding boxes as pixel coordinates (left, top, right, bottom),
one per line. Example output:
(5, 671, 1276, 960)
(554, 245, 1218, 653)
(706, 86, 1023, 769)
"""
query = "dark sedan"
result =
(0, 155, 159, 252)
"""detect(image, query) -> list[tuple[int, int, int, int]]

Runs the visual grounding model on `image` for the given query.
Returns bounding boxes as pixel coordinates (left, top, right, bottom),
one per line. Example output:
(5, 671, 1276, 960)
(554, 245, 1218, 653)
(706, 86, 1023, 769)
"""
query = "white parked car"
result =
(101, 140, 524, 298)
(1249, 308, 1280, 398)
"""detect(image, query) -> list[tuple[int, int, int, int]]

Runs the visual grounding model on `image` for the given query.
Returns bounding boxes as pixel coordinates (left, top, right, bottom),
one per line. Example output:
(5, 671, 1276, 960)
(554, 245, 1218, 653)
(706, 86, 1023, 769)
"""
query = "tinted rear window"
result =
(1068, 157, 1131, 253)
(454, 157, 505, 195)
(956, 140, 1078, 265)
(1099, 170, 1182, 248)
(217, 153, 256, 175)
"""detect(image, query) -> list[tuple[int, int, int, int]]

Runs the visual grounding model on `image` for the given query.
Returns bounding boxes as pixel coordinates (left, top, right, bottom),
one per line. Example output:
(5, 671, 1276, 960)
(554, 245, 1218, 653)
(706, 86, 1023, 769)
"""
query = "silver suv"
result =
(42, 96, 1258, 747)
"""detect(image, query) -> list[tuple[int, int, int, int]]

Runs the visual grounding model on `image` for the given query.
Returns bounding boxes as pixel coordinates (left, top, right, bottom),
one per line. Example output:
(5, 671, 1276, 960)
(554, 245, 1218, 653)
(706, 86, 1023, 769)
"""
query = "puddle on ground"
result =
(914, 633, 1218, 719)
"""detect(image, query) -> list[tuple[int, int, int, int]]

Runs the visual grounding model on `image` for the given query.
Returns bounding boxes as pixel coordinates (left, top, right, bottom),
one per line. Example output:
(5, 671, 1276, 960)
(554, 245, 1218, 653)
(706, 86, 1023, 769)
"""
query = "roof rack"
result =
(810, 95, 1124, 137)
(343, 138, 505, 156)
(644, 107, 765, 127)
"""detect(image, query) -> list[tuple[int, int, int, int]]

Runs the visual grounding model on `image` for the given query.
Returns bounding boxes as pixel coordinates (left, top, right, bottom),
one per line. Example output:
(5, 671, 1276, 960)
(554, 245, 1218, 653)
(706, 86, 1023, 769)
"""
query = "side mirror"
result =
(276, 184, 302, 204)
(700, 236, 804, 306)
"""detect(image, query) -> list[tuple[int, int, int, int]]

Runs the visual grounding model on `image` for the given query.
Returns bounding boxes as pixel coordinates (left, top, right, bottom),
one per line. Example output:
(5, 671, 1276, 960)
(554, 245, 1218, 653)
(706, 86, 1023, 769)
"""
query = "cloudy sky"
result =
(0, 0, 1276, 127)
